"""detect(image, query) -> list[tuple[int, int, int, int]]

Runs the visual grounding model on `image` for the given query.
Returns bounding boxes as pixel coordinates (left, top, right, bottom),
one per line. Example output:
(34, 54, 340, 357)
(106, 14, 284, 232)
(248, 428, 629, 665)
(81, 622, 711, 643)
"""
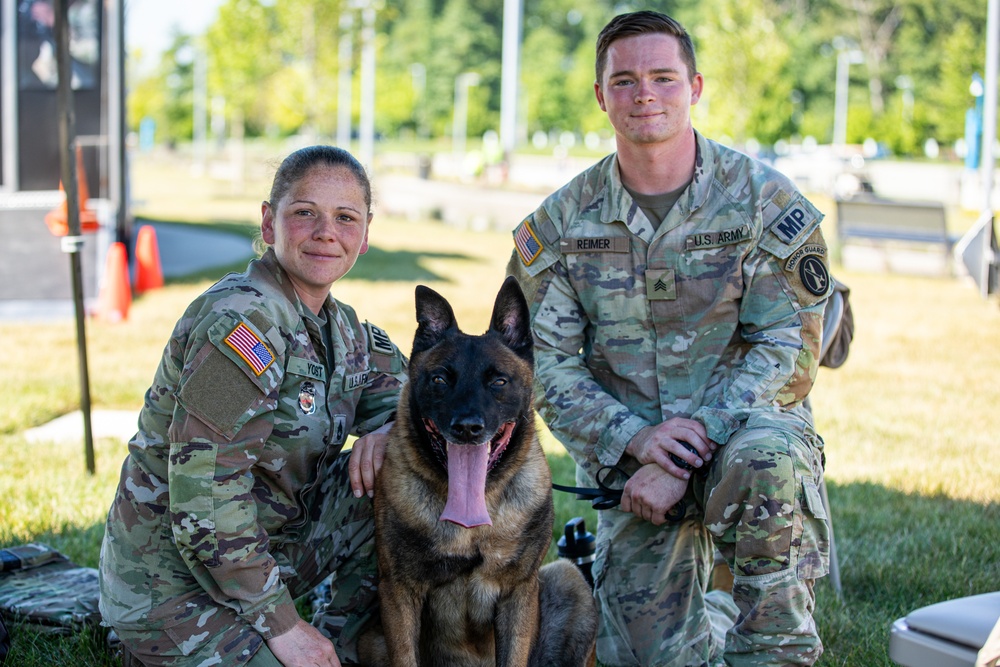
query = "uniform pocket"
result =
(794, 476, 831, 580)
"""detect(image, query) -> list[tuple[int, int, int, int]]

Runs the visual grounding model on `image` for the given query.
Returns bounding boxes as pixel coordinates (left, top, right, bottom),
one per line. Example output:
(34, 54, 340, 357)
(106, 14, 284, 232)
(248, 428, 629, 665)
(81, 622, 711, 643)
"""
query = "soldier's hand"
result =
(266, 619, 342, 666)
(621, 464, 688, 526)
(349, 421, 392, 498)
(625, 418, 715, 479)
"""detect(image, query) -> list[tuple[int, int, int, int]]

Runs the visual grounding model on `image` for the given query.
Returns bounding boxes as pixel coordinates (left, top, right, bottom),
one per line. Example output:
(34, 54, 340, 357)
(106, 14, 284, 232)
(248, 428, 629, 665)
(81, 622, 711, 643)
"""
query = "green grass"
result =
(1, 153, 998, 665)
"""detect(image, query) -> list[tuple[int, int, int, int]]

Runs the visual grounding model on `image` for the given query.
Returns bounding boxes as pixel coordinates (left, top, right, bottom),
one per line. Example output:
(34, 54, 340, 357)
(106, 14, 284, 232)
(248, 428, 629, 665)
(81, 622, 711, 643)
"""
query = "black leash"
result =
(551, 465, 628, 510)
(551, 465, 687, 522)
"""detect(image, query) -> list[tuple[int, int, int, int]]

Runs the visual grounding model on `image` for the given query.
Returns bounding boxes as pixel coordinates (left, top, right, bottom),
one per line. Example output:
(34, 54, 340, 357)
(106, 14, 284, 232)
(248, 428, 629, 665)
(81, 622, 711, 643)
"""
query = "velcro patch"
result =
(770, 198, 817, 245)
(514, 218, 543, 266)
(560, 236, 630, 253)
(686, 224, 751, 250)
(366, 322, 394, 356)
(224, 323, 274, 376)
(796, 255, 830, 296)
(784, 244, 827, 272)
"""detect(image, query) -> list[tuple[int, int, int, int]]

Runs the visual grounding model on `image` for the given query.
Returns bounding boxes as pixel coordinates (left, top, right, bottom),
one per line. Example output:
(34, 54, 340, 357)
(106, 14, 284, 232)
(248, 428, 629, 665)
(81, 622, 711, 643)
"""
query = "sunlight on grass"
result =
(2, 154, 998, 666)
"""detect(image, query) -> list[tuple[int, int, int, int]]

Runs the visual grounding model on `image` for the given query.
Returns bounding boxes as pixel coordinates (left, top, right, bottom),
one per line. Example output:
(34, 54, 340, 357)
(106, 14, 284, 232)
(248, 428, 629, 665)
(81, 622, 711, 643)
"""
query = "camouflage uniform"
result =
(98, 248, 406, 666)
(508, 132, 832, 667)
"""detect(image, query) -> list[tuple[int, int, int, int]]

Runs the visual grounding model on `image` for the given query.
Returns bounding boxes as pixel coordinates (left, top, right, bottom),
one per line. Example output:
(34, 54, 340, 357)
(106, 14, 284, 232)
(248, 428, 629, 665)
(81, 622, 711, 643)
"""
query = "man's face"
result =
(595, 32, 703, 149)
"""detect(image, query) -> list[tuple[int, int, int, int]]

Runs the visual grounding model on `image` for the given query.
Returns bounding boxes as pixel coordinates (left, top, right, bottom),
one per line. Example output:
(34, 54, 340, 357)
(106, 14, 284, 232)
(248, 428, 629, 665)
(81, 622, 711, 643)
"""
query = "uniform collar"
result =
(596, 130, 716, 240)
(257, 247, 335, 318)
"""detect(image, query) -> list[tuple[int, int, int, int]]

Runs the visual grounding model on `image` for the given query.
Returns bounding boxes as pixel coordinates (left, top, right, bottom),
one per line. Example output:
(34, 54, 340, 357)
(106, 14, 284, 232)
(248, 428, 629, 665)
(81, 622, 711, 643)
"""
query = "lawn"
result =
(0, 150, 998, 665)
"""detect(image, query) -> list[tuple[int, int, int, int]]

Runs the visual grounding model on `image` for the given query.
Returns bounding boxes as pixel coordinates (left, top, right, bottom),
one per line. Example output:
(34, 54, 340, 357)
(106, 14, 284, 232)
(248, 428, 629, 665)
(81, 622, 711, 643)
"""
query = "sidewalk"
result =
(0, 215, 254, 321)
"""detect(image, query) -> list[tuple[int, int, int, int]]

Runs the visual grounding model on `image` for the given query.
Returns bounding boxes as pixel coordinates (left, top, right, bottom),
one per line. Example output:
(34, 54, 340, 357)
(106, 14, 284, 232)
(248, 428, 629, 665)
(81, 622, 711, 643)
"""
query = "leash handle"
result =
(551, 465, 688, 522)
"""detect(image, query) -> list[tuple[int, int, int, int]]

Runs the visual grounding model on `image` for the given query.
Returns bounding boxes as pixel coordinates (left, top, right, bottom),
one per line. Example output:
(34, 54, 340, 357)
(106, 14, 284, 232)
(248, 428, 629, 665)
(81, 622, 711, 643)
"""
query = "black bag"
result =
(819, 279, 854, 369)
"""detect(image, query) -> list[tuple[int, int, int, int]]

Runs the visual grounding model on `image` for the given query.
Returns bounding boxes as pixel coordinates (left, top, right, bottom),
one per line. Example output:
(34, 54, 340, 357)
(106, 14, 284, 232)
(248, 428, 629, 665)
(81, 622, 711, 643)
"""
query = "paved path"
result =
(0, 213, 254, 320)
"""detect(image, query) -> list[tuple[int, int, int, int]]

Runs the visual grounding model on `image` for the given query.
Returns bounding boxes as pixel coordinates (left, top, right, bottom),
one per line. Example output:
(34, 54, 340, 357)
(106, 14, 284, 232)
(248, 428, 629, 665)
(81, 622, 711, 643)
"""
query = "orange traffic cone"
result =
(44, 148, 100, 236)
(134, 225, 164, 293)
(98, 241, 132, 322)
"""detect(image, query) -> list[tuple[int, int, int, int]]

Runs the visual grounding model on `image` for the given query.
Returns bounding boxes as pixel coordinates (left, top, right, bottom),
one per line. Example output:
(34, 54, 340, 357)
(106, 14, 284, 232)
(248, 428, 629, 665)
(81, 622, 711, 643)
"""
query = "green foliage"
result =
(126, 1, 994, 157)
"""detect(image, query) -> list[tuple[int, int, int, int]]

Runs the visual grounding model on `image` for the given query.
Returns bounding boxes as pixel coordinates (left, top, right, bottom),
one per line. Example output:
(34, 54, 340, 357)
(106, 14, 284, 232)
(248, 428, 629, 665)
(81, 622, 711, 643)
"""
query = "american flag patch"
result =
(224, 323, 274, 376)
(514, 219, 542, 266)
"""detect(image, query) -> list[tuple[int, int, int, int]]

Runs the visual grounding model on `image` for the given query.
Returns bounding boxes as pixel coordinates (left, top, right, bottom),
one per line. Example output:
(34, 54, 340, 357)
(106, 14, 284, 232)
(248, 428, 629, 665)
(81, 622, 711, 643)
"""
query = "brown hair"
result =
(268, 145, 372, 212)
(595, 11, 697, 83)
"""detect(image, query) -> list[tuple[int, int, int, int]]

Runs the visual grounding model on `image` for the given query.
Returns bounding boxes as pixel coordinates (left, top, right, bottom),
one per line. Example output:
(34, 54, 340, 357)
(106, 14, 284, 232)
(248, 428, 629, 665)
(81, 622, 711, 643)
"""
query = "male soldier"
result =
(508, 10, 832, 666)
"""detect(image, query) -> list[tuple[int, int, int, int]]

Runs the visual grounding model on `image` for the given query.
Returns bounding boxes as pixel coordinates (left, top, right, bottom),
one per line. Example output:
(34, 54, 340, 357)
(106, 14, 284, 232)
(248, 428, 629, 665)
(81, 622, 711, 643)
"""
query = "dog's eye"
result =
(432, 375, 447, 385)
(491, 378, 508, 388)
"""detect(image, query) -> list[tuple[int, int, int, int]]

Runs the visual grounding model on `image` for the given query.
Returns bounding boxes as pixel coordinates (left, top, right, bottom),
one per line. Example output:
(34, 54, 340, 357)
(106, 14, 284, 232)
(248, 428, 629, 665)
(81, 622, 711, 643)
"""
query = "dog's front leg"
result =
(494, 578, 540, 667)
(379, 577, 424, 667)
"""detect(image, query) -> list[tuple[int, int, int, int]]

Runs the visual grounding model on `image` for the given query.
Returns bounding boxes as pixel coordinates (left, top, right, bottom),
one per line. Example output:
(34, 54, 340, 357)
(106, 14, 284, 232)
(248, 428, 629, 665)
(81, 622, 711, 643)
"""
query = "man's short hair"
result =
(595, 10, 697, 83)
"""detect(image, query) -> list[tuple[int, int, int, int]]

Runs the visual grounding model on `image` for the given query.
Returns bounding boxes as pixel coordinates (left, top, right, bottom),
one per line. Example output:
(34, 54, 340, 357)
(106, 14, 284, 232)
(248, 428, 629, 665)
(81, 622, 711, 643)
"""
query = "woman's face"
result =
(261, 165, 371, 313)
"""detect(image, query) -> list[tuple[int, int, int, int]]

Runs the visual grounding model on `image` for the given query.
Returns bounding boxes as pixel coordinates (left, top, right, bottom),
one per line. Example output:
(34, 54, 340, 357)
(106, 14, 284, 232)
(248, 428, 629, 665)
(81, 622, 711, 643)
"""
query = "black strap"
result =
(551, 465, 687, 522)
(551, 465, 628, 510)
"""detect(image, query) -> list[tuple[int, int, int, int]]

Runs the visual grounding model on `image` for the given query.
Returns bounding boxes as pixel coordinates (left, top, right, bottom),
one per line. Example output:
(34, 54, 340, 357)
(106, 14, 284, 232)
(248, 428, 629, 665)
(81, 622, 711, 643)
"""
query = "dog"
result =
(359, 276, 597, 667)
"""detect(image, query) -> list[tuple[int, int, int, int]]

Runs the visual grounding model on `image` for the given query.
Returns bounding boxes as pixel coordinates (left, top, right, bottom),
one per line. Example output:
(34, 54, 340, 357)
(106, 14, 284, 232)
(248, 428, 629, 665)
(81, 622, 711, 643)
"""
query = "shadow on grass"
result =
(136, 217, 473, 287)
(5, 462, 997, 667)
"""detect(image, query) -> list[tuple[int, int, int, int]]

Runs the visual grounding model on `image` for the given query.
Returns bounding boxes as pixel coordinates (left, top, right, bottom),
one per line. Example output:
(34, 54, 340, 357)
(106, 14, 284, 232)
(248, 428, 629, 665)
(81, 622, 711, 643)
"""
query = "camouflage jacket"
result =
(99, 248, 406, 640)
(508, 132, 833, 478)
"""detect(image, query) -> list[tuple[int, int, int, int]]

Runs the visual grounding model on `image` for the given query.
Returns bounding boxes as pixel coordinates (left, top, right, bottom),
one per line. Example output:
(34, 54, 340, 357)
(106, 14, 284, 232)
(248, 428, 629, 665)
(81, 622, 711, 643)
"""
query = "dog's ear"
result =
(413, 285, 458, 355)
(490, 276, 533, 363)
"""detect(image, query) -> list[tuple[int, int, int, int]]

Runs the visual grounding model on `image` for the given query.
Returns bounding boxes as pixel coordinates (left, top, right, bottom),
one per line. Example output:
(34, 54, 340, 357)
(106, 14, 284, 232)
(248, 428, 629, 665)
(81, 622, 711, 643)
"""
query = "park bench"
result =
(835, 196, 956, 274)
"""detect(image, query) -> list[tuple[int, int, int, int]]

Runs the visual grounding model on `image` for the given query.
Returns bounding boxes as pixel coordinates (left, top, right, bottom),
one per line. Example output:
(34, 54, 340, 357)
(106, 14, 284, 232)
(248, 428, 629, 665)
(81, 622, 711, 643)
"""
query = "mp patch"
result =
(514, 218, 543, 266)
(771, 198, 818, 245)
(224, 323, 274, 376)
(366, 322, 394, 356)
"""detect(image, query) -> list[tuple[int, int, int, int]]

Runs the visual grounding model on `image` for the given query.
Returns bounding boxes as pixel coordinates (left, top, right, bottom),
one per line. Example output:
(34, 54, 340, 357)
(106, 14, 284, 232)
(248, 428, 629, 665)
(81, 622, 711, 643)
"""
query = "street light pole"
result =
(453, 72, 480, 161)
(358, 1, 376, 170)
(833, 40, 863, 147)
(336, 10, 353, 149)
(499, 0, 522, 161)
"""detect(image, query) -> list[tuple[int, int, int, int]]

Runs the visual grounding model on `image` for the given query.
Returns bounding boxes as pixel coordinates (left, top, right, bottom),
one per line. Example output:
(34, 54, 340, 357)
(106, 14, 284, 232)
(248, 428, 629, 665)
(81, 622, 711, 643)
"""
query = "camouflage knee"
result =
(703, 426, 828, 580)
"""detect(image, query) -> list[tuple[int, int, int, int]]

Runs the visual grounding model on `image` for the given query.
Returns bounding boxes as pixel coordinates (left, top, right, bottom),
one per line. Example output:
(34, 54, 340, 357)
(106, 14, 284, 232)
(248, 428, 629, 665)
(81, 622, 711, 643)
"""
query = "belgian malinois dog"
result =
(359, 277, 597, 667)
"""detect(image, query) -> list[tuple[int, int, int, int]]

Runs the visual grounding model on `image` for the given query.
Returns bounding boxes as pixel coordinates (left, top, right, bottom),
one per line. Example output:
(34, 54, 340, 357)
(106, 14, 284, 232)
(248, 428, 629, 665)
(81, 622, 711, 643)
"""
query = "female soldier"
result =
(99, 146, 406, 667)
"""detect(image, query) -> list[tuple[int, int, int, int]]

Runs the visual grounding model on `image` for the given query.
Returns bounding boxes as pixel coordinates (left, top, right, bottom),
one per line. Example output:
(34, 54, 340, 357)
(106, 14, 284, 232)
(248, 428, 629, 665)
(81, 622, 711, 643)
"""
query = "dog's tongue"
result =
(440, 442, 492, 528)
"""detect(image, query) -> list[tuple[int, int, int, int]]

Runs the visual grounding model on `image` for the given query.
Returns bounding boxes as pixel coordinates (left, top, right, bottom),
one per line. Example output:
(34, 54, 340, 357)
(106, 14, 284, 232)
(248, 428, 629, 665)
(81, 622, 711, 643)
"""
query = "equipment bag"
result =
(0, 543, 101, 634)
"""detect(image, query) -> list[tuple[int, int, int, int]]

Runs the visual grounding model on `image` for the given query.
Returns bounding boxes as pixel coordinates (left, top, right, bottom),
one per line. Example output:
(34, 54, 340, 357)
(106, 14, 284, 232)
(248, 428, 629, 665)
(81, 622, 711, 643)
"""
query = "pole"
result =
(499, 0, 523, 161)
(54, 0, 95, 474)
(982, 0, 998, 214)
(336, 10, 353, 149)
(108, 0, 128, 241)
(359, 2, 376, 170)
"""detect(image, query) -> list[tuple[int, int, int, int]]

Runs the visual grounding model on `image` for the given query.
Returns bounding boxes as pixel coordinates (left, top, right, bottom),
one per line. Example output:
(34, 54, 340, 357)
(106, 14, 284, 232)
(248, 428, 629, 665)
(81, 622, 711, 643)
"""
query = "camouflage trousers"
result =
(591, 421, 829, 667)
(111, 450, 378, 666)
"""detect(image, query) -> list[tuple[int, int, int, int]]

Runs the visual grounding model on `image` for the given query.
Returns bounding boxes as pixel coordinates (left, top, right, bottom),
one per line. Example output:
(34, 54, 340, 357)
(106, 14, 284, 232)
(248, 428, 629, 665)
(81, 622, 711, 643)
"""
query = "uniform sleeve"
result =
(508, 213, 648, 474)
(169, 312, 301, 639)
(692, 196, 833, 445)
(351, 321, 407, 435)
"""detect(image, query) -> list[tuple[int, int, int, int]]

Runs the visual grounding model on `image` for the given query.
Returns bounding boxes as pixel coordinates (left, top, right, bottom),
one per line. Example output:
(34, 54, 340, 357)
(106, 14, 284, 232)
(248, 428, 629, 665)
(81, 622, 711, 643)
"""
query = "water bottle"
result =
(557, 516, 596, 589)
